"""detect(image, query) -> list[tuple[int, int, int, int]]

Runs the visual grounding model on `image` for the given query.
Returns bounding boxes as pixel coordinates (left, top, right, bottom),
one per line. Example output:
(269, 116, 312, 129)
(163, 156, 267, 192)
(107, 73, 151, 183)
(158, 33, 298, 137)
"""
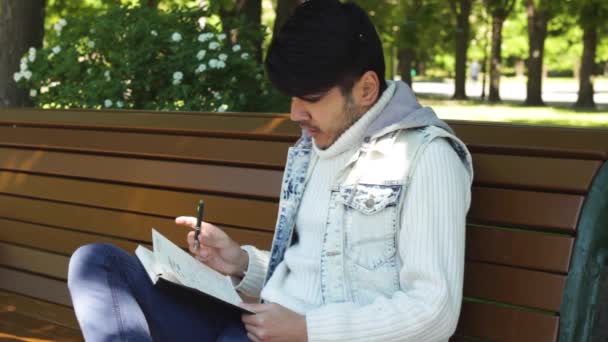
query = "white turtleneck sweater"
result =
(237, 82, 471, 341)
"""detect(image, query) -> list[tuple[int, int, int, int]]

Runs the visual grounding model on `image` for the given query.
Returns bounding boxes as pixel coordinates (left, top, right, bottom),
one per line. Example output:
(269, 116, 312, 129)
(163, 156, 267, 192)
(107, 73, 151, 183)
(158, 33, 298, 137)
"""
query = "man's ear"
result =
(353, 71, 380, 108)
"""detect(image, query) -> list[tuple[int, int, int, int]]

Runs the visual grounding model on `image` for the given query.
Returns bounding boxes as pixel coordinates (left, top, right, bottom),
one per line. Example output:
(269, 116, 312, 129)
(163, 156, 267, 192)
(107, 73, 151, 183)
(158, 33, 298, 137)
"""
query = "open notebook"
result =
(135, 229, 254, 315)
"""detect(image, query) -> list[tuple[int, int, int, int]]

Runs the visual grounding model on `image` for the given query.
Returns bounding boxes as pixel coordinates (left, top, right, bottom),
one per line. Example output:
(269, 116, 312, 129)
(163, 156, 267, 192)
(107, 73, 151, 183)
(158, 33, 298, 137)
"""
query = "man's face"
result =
(290, 86, 364, 149)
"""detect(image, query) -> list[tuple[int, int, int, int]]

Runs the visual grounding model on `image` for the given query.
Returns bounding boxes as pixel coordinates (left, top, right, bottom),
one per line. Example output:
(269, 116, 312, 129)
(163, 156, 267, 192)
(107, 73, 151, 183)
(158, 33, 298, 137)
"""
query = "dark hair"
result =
(265, 0, 387, 99)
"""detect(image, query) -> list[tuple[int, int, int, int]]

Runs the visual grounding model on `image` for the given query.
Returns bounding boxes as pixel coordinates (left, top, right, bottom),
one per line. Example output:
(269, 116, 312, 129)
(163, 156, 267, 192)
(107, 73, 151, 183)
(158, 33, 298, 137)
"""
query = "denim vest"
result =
(264, 125, 472, 305)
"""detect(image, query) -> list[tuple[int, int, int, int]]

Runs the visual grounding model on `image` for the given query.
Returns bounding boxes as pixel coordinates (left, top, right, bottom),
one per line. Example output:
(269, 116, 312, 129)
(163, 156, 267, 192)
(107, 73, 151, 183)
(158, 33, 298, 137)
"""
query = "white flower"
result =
(23, 71, 32, 80)
(87, 41, 95, 48)
(30, 89, 37, 97)
(198, 33, 209, 42)
(150, 30, 158, 36)
(104, 99, 113, 108)
(241, 52, 250, 60)
(209, 42, 220, 50)
(52, 46, 61, 54)
(232, 44, 241, 52)
(58, 18, 67, 27)
(20, 62, 28, 72)
(198, 17, 207, 30)
(116, 101, 124, 108)
(54, 23, 63, 33)
(219, 53, 228, 61)
(217, 33, 226, 41)
(40, 86, 49, 94)
(13, 72, 22, 83)
(217, 60, 226, 69)
(173, 71, 183, 85)
(196, 50, 206, 60)
(171, 32, 182, 42)
(195, 64, 207, 74)
(213, 92, 222, 100)
(28, 47, 36, 62)
(104, 70, 111, 81)
(218, 104, 228, 112)
(208, 59, 218, 68)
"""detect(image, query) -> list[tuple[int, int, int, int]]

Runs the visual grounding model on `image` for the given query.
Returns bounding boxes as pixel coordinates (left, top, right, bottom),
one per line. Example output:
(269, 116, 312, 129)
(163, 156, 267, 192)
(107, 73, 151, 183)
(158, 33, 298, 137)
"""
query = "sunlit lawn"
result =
(419, 97, 608, 128)
(416, 76, 608, 128)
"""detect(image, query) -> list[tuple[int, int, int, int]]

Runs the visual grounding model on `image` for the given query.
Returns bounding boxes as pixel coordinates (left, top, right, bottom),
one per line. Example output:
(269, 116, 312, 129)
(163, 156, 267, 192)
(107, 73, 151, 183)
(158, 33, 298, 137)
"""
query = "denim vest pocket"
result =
(337, 184, 401, 271)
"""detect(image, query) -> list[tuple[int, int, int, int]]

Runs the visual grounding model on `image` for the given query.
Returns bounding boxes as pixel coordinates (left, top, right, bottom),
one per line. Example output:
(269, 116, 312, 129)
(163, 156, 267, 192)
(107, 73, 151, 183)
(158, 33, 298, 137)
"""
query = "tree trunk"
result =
(489, 14, 505, 102)
(273, 0, 304, 37)
(452, 0, 472, 100)
(0, 0, 46, 107)
(147, 0, 159, 9)
(240, 0, 262, 63)
(525, 0, 549, 106)
(575, 25, 598, 109)
(398, 48, 415, 86)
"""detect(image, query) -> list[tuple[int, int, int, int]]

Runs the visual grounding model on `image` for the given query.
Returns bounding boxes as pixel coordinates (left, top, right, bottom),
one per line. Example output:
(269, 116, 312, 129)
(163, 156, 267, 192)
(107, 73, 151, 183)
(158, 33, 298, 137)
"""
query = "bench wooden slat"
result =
(0, 310, 82, 341)
(464, 262, 566, 312)
(0, 217, 273, 256)
(469, 187, 584, 232)
(0, 218, 139, 255)
(473, 153, 601, 193)
(452, 122, 608, 160)
(0, 290, 78, 329)
(0, 171, 278, 231)
(0, 126, 291, 169)
(0, 242, 69, 279)
(466, 226, 574, 274)
(0, 109, 299, 139)
(0, 267, 71, 306)
(456, 301, 558, 342)
(0, 147, 283, 199)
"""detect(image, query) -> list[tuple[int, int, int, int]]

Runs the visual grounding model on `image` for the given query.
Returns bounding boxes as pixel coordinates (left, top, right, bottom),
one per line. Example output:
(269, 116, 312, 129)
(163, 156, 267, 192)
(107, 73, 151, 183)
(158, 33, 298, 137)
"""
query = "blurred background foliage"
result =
(2, 0, 607, 115)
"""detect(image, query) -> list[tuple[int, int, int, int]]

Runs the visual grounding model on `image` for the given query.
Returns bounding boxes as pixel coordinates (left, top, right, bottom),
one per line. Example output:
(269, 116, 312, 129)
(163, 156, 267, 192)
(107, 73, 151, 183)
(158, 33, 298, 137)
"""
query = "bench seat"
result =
(0, 108, 607, 341)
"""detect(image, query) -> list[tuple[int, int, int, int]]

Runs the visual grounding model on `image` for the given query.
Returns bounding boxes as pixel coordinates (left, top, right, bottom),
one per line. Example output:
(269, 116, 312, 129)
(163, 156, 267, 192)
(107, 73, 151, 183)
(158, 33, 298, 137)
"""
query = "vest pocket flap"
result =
(338, 184, 402, 215)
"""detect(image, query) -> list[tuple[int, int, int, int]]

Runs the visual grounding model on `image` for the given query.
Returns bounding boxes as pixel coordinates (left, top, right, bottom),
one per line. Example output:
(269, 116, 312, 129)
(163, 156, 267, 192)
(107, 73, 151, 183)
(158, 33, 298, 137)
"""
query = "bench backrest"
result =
(0, 108, 606, 341)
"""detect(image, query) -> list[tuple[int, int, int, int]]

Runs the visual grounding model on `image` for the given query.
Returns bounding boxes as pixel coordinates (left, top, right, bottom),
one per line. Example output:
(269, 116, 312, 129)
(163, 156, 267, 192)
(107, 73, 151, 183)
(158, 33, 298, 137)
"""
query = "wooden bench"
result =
(0, 108, 606, 342)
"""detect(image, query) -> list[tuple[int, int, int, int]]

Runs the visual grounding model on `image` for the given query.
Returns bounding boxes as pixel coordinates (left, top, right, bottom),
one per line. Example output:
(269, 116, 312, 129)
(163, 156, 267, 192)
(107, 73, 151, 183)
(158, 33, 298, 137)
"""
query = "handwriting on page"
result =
(152, 229, 243, 306)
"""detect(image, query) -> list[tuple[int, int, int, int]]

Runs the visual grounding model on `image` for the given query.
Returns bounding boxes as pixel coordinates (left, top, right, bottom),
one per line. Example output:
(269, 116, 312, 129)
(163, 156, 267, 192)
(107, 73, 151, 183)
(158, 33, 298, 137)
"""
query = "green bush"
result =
(14, 5, 288, 112)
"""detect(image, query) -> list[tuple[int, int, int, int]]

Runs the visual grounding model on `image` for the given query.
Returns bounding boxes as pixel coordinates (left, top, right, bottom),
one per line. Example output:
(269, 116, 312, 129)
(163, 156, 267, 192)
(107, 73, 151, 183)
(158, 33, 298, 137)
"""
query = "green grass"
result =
(419, 97, 608, 128)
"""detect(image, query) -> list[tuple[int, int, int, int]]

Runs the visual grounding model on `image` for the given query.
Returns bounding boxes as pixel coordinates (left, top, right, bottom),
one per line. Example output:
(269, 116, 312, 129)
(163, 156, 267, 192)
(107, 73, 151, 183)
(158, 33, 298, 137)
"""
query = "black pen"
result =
(194, 200, 204, 251)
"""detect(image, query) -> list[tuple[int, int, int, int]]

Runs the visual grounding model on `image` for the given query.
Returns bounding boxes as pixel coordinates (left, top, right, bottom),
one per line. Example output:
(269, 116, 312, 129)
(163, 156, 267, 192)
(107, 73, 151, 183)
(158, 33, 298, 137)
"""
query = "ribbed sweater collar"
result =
(314, 81, 396, 160)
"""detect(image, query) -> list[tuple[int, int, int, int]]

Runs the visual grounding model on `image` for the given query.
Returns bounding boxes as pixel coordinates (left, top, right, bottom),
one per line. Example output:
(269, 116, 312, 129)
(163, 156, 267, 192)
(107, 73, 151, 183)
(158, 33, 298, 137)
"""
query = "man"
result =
(68, 1, 473, 341)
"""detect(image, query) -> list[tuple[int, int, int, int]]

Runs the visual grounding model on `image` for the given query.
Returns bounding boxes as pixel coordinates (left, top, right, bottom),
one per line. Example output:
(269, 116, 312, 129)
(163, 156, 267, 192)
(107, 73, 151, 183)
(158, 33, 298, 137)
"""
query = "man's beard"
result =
(326, 94, 365, 146)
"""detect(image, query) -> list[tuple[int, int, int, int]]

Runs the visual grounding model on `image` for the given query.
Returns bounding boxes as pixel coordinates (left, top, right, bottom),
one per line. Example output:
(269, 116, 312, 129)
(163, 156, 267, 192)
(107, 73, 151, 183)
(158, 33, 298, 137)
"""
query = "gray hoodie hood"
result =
(364, 81, 454, 139)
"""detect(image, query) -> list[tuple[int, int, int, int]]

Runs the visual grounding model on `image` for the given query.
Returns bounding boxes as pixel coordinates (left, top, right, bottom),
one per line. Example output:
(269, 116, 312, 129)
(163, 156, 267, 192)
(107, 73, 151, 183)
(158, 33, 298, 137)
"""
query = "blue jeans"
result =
(67, 243, 250, 342)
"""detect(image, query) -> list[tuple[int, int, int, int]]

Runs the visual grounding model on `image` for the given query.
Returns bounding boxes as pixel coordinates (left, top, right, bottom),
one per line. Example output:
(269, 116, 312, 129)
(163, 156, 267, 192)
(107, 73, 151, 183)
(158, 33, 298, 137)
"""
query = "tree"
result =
(273, 0, 305, 38)
(485, 0, 516, 102)
(450, 0, 474, 99)
(574, 0, 608, 109)
(0, 0, 46, 107)
(525, 0, 559, 106)
(212, 0, 263, 62)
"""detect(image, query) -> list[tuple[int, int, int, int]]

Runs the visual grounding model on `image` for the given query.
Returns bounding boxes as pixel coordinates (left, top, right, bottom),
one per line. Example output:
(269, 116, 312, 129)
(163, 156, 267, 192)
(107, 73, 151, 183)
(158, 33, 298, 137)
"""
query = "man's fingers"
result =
(175, 216, 197, 228)
(240, 303, 271, 314)
(246, 331, 262, 342)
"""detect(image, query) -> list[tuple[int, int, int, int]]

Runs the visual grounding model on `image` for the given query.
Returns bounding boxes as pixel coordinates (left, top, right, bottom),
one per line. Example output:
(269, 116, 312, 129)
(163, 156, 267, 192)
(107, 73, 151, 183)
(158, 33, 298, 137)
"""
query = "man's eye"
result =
(300, 95, 324, 103)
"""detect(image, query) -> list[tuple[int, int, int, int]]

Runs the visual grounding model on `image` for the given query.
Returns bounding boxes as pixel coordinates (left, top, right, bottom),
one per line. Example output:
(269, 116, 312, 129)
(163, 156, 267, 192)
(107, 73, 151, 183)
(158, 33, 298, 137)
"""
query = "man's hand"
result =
(175, 216, 248, 277)
(241, 303, 307, 342)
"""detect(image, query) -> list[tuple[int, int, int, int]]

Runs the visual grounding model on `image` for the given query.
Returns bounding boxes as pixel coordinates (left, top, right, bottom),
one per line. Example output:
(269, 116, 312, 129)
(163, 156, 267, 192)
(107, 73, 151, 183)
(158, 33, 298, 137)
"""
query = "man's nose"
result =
(290, 98, 310, 122)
